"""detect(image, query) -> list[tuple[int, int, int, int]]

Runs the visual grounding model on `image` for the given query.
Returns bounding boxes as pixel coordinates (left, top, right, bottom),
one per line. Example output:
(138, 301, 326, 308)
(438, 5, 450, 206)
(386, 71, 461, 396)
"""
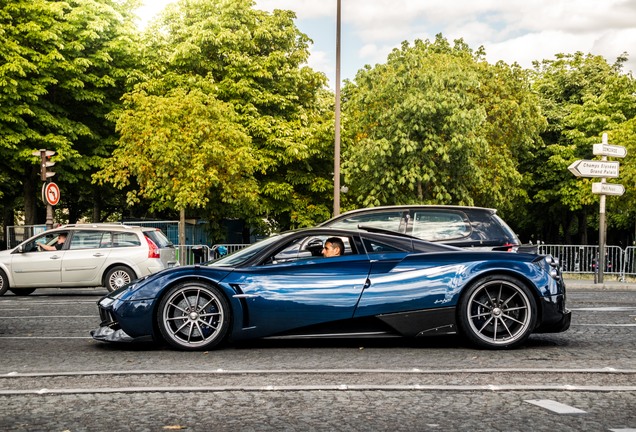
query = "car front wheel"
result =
(458, 275, 537, 349)
(104, 266, 135, 292)
(0, 270, 8, 296)
(157, 282, 230, 351)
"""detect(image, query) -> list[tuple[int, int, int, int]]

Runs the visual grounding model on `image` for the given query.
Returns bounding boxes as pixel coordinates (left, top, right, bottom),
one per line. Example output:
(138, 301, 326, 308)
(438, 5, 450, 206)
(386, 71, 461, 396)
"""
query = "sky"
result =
(136, 0, 636, 87)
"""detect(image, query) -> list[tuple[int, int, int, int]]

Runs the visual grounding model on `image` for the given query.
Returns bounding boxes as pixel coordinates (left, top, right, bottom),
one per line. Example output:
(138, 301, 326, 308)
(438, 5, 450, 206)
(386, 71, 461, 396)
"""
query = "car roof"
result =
(210, 226, 462, 268)
(334, 205, 495, 215)
(280, 226, 462, 252)
(55, 224, 147, 232)
(320, 205, 497, 224)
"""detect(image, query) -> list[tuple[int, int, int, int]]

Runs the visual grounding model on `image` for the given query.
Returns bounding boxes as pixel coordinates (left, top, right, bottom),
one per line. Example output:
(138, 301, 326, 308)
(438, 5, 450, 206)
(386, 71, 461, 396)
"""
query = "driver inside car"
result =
(322, 237, 344, 257)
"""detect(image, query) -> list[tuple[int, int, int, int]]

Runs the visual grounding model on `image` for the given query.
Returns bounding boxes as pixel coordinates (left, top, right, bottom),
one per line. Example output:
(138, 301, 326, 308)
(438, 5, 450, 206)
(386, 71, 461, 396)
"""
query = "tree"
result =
(95, 80, 257, 217)
(525, 52, 636, 244)
(0, 0, 141, 227)
(130, 0, 334, 233)
(341, 35, 544, 219)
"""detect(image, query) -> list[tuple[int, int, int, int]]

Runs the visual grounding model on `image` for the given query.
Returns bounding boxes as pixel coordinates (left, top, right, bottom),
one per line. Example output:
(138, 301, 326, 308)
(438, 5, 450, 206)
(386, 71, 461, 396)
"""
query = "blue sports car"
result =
(91, 228, 570, 350)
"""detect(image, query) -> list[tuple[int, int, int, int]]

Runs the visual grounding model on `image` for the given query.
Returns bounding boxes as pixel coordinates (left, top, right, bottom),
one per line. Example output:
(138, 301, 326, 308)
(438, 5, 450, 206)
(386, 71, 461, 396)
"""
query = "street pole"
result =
(597, 133, 608, 283)
(45, 201, 54, 230)
(37, 149, 56, 229)
(333, 0, 341, 217)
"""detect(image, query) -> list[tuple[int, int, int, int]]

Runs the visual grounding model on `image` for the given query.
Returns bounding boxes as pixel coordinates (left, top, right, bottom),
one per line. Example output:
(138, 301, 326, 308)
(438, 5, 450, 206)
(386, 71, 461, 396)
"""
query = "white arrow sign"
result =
(593, 143, 627, 158)
(568, 160, 619, 178)
(592, 182, 625, 196)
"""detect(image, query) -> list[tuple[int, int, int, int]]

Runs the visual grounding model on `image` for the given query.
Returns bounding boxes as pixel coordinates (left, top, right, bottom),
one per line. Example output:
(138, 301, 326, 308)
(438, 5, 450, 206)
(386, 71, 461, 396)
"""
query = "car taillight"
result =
(145, 236, 160, 259)
(493, 243, 519, 252)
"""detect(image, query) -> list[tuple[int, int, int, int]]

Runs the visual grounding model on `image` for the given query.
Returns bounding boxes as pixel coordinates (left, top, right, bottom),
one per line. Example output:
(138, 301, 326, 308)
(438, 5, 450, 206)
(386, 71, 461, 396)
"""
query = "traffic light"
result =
(39, 149, 55, 181)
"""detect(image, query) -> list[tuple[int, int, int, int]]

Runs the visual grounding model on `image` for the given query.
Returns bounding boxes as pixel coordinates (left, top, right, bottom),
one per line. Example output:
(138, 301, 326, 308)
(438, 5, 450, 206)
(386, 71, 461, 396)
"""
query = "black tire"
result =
(0, 270, 8, 296)
(157, 281, 230, 351)
(458, 275, 537, 349)
(9, 288, 36, 296)
(103, 266, 135, 292)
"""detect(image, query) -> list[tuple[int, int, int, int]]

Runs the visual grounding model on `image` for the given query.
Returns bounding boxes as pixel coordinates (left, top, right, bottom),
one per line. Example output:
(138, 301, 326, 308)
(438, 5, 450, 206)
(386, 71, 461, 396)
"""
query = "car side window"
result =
(99, 232, 113, 248)
(411, 210, 471, 241)
(26, 233, 58, 252)
(361, 238, 406, 254)
(68, 231, 104, 250)
(327, 211, 406, 233)
(112, 232, 141, 248)
(263, 235, 354, 265)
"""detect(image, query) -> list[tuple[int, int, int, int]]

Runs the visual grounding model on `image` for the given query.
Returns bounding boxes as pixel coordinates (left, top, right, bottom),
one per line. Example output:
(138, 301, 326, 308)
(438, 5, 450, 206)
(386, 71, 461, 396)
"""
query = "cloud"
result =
(144, 0, 636, 80)
(306, 47, 333, 78)
(254, 0, 336, 18)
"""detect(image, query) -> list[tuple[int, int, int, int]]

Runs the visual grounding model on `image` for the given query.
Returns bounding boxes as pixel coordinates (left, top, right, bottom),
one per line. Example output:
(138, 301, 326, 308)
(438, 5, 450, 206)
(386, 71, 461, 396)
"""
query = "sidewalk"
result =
(564, 277, 636, 290)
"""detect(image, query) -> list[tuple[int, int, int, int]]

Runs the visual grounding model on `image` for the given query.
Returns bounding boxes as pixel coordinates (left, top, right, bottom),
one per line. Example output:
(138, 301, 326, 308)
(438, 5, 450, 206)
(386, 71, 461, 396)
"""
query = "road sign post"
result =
(569, 134, 627, 283)
(32, 149, 57, 229)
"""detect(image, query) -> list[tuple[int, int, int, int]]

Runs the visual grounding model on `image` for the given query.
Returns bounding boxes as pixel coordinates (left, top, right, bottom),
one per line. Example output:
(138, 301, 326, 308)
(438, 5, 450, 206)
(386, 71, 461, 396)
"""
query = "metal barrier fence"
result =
(538, 244, 636, 281)
(176, 244, 249, 265)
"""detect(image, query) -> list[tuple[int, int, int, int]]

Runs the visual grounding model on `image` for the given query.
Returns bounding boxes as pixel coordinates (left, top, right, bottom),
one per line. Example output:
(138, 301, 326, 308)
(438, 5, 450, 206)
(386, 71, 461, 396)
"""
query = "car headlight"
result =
(99, 297, 115, 308)
(99, 284, 134, 308)
(544, 255, 561, 279)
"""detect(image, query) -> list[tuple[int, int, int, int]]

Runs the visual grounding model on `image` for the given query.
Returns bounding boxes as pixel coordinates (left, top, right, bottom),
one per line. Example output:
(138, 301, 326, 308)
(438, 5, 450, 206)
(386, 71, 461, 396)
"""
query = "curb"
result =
(564, 279, 636, 291)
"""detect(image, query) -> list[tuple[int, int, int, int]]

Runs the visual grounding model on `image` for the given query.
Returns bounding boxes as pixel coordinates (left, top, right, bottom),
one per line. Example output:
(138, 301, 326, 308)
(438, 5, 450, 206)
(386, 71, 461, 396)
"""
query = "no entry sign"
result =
(42, 182, 60, 206)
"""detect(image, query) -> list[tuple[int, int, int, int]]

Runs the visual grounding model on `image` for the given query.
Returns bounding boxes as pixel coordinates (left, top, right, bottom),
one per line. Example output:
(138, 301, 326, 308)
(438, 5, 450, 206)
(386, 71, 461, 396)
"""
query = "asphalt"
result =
(564, 277, 636, 290)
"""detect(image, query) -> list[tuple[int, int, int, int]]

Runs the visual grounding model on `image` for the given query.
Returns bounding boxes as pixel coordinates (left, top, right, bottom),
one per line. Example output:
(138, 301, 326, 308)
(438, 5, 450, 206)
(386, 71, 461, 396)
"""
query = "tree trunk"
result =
(179, 208, 186, 265)
(564, 212, 572, 244)
(24, 165, 38, 226)
(92, 189, 101, 222)
(579, 210, 588, 244)
(1, 206, 15, 250)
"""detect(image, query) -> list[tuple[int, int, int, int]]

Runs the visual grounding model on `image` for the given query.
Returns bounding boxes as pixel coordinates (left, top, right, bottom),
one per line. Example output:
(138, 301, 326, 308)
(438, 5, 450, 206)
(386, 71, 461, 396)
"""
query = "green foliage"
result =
(95, 81, 257, 213)
(342, 35, 544, 216)
(525, 52, 636, 242)
(0, 0, 141, 223)
(99, 0, 333, 233)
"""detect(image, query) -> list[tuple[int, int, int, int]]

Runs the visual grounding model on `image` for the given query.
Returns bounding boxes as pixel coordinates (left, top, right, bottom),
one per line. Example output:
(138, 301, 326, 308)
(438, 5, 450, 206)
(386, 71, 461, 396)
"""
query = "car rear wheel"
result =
(104, 266, 135, 292)
(0, 270, 8, 296)
(157, 282, 230, 351)
(458, 275, 537, 349)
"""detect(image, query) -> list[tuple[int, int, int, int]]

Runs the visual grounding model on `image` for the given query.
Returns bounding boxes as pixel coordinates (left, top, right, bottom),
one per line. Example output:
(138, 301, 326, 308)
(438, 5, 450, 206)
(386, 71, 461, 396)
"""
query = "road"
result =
(0, 284, 634, 431)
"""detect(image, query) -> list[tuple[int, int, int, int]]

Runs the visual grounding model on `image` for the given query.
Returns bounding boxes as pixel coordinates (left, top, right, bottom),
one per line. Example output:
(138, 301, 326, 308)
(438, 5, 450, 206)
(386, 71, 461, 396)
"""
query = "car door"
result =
(223, 234, 372, 338)
(354, 236, 451, 317)
(10, 232, 65, 287)
(61, 231, 111, 285)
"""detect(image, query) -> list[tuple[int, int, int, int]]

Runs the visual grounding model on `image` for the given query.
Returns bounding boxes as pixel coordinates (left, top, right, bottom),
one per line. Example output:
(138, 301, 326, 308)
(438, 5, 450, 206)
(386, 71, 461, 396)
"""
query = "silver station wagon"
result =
(0, 224, 177, 296)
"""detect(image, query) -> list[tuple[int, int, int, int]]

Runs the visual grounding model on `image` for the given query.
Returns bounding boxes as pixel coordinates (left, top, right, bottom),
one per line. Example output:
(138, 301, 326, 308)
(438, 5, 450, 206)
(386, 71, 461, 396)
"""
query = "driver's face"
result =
(322, 242, 338, 257)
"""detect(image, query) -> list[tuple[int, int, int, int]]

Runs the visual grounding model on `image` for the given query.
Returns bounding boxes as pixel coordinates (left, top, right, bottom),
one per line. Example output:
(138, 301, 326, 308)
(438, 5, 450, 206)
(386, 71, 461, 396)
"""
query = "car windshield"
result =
(208, 234, 285, 267)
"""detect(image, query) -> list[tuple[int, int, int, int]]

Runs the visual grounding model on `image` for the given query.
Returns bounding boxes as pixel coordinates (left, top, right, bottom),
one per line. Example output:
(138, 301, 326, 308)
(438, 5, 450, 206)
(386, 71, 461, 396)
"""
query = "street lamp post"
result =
(333, 0, 341, 216)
